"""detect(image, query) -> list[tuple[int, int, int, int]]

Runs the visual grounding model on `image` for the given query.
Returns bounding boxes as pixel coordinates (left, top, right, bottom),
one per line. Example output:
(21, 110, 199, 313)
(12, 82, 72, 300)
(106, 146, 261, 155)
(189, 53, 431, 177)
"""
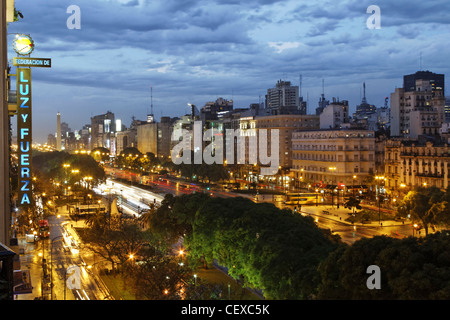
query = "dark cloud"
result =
(7, 0, 450, 143)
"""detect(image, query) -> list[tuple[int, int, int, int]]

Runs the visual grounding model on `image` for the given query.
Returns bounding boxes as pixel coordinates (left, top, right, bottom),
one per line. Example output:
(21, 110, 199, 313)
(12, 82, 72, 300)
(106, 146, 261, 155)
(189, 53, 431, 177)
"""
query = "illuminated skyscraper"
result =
(56, 112, 62, 151)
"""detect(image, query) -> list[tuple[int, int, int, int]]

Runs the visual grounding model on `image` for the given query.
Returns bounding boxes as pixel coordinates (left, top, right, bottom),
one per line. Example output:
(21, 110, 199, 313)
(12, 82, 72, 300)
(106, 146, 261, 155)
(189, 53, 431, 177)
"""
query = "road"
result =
(296, 205, 413, 244)
(94, 178, 165, 216)
(99, 175, 414, 245)
(44, 210, 112, 300)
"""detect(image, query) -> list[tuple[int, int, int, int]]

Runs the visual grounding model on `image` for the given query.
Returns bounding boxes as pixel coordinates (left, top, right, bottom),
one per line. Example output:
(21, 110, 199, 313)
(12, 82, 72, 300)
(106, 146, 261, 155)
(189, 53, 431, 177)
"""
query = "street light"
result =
(375, 176, 386, 225)
(328, 167, 336, 208)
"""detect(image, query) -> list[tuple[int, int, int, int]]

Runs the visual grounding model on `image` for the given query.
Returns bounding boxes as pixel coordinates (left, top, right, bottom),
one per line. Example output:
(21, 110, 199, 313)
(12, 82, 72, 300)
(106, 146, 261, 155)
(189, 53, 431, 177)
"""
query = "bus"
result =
(38, 219, 50, 238)
(285, 193, 319, 205)
(72, 204, 107, 216)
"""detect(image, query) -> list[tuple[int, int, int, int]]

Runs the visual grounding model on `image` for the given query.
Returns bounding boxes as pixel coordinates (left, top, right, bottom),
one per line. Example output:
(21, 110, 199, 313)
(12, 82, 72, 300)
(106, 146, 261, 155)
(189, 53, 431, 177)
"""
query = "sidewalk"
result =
(14, 235, 44, 300)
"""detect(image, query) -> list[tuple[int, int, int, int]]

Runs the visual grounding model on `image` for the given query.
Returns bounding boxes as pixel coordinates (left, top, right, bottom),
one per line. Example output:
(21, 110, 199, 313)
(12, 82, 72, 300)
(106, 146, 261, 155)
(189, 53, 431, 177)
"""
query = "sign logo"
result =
(17, 68, 32, 206)
(13, 57, 51, 68)
(13, 34, 35, 56)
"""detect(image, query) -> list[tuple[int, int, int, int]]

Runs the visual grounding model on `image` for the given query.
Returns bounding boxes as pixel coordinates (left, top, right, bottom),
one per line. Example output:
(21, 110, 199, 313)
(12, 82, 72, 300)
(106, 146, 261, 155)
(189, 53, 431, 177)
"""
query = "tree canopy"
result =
(149, 193, 338, 299)
(397, 186, 450, 235)
(317, 232, 450, 299)
(32, 151, 105, 191)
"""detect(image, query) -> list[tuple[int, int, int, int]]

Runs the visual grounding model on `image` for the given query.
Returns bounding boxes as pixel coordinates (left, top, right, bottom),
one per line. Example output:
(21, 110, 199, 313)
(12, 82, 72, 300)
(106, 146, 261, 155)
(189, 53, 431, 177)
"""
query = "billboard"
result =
(17, 68, 32, 207)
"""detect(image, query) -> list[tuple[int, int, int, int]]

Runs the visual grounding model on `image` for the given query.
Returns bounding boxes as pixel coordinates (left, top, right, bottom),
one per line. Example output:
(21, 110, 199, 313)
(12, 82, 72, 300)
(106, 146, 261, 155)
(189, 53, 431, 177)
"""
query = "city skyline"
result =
(7, 0, 450, 143)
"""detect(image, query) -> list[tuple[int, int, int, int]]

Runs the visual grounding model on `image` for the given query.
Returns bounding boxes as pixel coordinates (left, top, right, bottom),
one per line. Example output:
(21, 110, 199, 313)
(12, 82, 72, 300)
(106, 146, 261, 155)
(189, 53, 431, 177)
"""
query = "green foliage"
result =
(148, 193, 209, 244)
(343, 196, 361, 212)
(317, 232, 450, 299)
(151, 194, 338, 299)
(397, 186, 449, 235)
(91, 147, 110, 161)
(14, 8, 23, 22)
(33, 151, 105, 186)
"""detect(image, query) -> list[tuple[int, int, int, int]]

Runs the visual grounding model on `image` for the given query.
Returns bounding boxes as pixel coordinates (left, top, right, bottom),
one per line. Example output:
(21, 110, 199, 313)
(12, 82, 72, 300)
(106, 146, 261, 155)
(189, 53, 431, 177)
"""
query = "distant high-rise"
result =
(56, 112, 62, 151)
(403, 71, 445, 95)
(319, 98, 349, 129)
(355, 82, 376, 117)
(265, 80, 301, 115)
(445, 98, 450, 123)
(390, 71, 445, 139)
(200, 97, 233, 121)
(147, 85, 154, 123)
(90, 111, 116, 149)
(316, 93, 329, 115)
(316, 79, 329, 115)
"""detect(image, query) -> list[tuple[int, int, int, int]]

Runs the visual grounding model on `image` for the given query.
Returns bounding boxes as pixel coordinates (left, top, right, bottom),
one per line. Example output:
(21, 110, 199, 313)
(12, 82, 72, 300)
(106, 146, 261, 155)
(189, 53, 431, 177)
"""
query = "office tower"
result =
(56, 112, 62, 151)
(90, 111, 116, 149)
(403, 71, 445, 95)
(265, 80, 300, 115)
(390, 71, 445, 139)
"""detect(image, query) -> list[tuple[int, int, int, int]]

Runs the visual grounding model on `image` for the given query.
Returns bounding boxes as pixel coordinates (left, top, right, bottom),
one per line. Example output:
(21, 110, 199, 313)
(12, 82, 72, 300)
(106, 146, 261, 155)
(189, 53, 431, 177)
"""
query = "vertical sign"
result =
(17, 68, 32, 207)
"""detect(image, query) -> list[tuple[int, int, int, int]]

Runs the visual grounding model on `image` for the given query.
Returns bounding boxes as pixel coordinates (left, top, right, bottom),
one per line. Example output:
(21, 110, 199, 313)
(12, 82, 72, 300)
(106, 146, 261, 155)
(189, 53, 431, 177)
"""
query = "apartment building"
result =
(292, 129, 376, 188)
(385, 139, 450, 191)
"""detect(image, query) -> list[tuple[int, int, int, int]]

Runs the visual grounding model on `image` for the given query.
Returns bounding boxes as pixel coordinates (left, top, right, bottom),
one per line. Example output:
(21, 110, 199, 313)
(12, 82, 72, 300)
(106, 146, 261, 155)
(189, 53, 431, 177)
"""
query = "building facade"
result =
(319, 99, 350, 129)
(385, 139, 450, 191)
(390, 71, 445, 139)
(90, 111, 116, 150)
(265, 80, 301, 115)
(137, 116, 176, 159)
(292, 129, 376, 188)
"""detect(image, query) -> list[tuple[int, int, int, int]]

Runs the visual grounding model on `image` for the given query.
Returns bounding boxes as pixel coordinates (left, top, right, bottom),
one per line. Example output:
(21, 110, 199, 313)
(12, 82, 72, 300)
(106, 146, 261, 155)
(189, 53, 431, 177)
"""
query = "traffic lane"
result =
(52, 211, 108, 300)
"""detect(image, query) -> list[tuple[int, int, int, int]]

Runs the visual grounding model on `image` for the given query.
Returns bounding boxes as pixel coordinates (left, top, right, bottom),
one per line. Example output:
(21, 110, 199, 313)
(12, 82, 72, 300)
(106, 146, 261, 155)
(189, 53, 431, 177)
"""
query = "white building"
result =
(319, 99, 350, 129)
(390, 77, 445, 139)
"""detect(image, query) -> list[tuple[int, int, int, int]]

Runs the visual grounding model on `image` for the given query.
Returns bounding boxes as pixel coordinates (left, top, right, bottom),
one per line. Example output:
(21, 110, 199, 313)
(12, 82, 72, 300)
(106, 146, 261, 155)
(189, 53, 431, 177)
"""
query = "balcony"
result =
(415, 172, 445, 178)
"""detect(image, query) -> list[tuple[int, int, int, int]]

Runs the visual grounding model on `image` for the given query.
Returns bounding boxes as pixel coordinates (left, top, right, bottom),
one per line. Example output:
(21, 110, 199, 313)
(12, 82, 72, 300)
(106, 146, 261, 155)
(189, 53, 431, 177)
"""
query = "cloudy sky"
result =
(7, 0, 450, 143)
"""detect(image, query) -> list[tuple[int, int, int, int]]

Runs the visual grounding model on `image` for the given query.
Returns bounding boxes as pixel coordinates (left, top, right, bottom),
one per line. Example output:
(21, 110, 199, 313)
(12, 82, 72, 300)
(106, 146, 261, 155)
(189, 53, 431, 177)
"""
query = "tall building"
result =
(200, 97, 233, 122)
(445, 98, 450, 123)
(390, 71, 445, 139)
(316, 79, 329, 115)
(265, 80, 301, 115)
(90, 111, 116, 150)
(137, 116, 177, 159)
(0, 0, 11, 245)
(56, 112, 62, 151)
(354, 82, 377, 119)
(319, 99, 350, 129)
(403, 71, 445, 95)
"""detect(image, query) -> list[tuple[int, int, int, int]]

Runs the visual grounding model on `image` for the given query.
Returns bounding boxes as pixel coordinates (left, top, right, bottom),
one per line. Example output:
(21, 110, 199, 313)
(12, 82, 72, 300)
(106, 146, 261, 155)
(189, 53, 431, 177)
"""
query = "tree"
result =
(397, 186, 447, 235)
(344, 196, 362, 214)
(127, 253, 194, 300)
(33, 151, 105, 193)
(138, 202, 158, 230)
(91, 147, 110, 162)
(317, 232, 450, 299)
(84, 210, 108, 233)
(163, 195, 338, 299)
(148, 193, 209, 245)
(80, 215, 152, 272)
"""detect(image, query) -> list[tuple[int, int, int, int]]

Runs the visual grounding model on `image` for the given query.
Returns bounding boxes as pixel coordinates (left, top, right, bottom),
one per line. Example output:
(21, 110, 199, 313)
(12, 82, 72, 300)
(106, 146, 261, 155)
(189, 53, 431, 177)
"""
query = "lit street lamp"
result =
(328, 167, 336, 208)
